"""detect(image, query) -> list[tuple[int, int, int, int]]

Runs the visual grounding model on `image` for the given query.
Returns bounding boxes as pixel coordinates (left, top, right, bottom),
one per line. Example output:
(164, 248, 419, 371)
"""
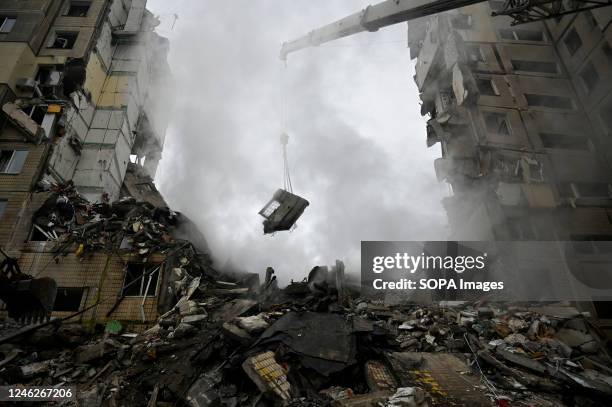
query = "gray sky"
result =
(146, 0, 448, 284)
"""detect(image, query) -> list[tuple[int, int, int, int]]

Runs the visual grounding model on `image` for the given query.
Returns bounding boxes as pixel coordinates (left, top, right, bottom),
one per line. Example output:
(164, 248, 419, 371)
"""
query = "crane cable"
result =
(280, 61, 293, 193)
(281, 132, 293, 193)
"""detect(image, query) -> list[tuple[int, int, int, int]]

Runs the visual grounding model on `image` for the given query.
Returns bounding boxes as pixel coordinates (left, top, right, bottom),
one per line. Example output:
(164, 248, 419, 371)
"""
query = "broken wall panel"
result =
(15, 251, 164, 325)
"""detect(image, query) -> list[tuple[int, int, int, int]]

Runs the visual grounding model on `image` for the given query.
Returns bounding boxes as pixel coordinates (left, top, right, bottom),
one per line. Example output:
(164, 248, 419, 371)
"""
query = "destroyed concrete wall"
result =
(120, 162, 167, 208)
(4, 269, 612, 406)
(11, 251, 162, 325)
(33, 0, 171, 202)
(409, 2, 612, 321)
(410, 3, 612, 237)
(0, 108, 49, 248)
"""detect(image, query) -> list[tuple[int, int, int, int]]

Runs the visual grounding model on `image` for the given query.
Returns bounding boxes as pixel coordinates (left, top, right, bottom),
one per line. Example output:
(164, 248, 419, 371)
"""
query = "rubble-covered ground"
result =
(1, 186, 612, 406)
(2, 268, 612, 406)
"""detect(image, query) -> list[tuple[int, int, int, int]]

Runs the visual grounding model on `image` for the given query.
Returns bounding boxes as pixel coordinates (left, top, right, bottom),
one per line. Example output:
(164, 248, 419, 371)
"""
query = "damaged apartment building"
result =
(0, 0, 174, 328)
(409, 2, 612, 320)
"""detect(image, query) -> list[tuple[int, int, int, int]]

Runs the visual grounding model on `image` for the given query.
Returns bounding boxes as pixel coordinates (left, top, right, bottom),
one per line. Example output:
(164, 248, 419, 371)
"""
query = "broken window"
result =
(0, 150, 28, 174)
(579, 62, 599, 92)
(525, 94, 574, 109)
(122, 263, 158, 296)
(476, 78, 499, 96)
(65, 1, 91, 17)
(540, 133, 589, 150)
(573, 182, 612, 198)
(0, 16, 16, 33)
(22, 105, 47, 125)
(0, 200, 7, 219)
(53, 287, 84, 311)
(451, 14, 472, 30)
(499, 28, 544, 42)
(511, 60, 558, 74)
(483, 112, 510, 135)
(563, 27, 582, 56)
(465, 44, 485, 63)
(261, 200, 281, 218)
(30, 224, 50, 241)
(36, 66, 62, 86)
(48, 31, 78, 49)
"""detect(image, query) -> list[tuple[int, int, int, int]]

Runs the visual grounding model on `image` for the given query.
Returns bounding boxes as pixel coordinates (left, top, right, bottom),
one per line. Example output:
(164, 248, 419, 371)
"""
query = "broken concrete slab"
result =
(556, 328, 597, 349)
(186, 369, 223, 407)
(386, 352, 492, 406)
(385, 387, 428, 407)
(242, 351, 291, 402)
(74, 341, 106, 364)
(495, 348, 546, 374)
(211, 299, 258, 322)
(365, 360, 397, 392)
(2, 102, 45, 141)
(255, 311, 356, 376)
(222, 322, 254, 345)
(181, 314, 208, 325)
(235, 314, 269, 333)
(331, 391, 393, 407)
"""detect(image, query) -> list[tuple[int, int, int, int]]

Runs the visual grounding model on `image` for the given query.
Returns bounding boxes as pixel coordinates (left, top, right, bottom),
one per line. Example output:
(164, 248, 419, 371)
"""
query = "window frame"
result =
(579, 61, 600, 93)
(563, 27, 582, 56)
(64, 1, 91, 17)
(0, 16, 16, 33)
(483, 111, 511, 136)
(499, 28, 545, 42)
(524, 93, 574, 110)
(510, 59, 559, 75)
(0, 200, 7, 219)
(539, 132, 590, 151)
(121, 263, 159, 297)
(53, 287, 86, 312)
(476, 78, 500, 96)
(47, 31, 79, 49)
(0, 150, 29, 175)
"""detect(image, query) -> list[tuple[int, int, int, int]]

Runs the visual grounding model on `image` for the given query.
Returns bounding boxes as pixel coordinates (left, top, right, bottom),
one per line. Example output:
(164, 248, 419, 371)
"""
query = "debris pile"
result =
(32, 181, 194, 263)
(2, 258, 612, 407)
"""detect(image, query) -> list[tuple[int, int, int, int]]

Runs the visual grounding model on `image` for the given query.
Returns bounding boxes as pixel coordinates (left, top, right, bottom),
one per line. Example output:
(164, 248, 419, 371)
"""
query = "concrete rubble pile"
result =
(31, 181, 197, 262)
(1, 258, 612, 406)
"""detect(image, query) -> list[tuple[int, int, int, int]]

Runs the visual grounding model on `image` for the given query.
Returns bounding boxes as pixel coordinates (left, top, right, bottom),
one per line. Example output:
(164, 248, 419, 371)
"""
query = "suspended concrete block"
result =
(259, 189, 309, 234)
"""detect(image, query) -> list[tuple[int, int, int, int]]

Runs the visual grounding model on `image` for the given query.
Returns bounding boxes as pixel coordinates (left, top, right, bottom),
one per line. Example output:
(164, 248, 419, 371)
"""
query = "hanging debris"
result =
(259, 188, 310, 234)
(259, 133, 309, 234)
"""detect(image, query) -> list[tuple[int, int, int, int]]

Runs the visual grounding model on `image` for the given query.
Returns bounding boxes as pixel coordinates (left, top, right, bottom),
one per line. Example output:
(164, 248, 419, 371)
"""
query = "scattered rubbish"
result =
(1, 258, 612, 406)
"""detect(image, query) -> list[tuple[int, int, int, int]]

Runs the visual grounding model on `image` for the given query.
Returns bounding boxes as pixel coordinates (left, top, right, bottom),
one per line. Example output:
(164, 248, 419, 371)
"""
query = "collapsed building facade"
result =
(0, 0, 174, 328)
(408, 2, 612, 322)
